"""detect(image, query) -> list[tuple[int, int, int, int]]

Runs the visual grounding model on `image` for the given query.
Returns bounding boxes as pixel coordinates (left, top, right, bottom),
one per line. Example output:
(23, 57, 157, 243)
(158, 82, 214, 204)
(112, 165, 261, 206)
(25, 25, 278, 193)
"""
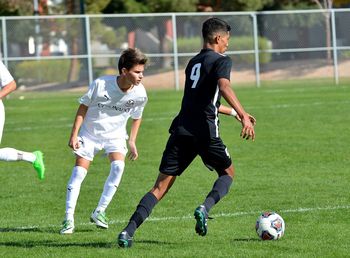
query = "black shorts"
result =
(159, 134, 232, 176)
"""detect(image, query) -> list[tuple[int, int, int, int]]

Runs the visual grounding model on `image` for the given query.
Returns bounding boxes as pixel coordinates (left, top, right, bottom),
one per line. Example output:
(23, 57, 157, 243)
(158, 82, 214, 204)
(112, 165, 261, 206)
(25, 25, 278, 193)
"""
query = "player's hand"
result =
(240, 115, 255, 141)
(128, 141, 138, 161)
(247, 113, 256, 126)
(235, 113, 256, 126)
(68, 136, 80, 150)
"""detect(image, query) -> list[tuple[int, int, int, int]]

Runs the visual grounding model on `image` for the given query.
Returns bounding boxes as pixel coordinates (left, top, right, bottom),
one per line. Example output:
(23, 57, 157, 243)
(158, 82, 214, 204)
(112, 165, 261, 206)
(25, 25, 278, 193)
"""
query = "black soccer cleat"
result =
(118, 230, 133, 248)
(194, 205, 208, 236)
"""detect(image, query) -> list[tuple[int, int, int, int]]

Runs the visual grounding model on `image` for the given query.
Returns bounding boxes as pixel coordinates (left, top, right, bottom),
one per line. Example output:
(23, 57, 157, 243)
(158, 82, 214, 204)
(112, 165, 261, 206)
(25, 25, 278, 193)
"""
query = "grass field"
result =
(0, 81, 349, 257)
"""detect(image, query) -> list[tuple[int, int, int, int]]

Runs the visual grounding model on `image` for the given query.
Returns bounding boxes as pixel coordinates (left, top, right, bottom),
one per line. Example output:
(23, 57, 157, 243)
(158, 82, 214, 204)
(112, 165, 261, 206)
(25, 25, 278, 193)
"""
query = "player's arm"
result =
(0, 80, 16, 99)
(68, 104, 88, 150)
(218, 78, 255, 140)
(219, 104, 237, 116)
(128, 118, 142, 161)
(218, 104, 256, 126)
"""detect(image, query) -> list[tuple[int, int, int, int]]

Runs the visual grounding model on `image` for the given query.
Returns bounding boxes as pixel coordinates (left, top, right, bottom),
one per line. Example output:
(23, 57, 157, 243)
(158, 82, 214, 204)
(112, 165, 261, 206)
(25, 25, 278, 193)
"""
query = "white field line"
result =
(6, 204, 350, 231)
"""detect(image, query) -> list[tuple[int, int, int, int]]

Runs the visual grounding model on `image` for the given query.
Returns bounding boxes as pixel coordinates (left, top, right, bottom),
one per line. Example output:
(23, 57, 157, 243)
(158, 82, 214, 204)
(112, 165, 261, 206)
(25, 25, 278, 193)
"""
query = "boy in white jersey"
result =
(0, 60, 45, 179)
(60, 48, 148, 234)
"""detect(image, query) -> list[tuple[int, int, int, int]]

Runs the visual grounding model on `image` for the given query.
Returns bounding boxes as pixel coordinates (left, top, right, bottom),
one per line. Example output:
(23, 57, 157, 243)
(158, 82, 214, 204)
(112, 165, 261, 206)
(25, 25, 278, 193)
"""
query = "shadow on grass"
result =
(0, 227, 44, 233)
(136, 239, 176, 245)
(0, 240, 114, 248)
(0, 239, 176, 249)
(0, 227, 93, 234)
(232, 238, 261, 242)
(0, 230, 175, 249)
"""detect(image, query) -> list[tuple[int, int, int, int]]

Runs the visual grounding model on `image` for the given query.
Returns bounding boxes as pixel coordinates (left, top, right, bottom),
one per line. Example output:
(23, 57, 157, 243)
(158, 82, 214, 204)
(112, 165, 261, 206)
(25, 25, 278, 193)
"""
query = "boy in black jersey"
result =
(118, 17, 256, 248)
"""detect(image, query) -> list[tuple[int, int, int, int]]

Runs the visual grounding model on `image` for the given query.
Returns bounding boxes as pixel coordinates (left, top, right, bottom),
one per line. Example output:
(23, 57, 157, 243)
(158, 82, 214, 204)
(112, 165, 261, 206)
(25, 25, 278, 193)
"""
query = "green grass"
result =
(0, 81, 349, 257)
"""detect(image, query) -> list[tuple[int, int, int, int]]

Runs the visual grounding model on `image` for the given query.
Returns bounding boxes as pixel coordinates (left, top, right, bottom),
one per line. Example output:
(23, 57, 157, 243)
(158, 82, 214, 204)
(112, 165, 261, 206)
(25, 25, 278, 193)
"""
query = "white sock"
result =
(96, 160, 125, 213)
(0, 147, 36, 162)
(65, 166, 87, 221)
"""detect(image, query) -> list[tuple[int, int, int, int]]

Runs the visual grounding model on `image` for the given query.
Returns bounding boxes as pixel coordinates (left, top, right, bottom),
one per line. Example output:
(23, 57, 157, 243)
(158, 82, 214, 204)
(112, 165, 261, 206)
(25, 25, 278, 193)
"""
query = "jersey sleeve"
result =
(79, 80, 97, 106)
(214, 56, 232, 81)
(131, 96, 148, 120)
(0, 61, 14, 88)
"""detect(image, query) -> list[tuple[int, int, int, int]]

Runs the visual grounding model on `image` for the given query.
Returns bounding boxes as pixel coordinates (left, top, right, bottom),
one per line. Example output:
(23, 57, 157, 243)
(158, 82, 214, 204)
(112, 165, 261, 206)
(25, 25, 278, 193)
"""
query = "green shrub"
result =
(177, 36, 272, 64)
(16, 59, 79, 84)
(232, 36, 272, 64)
(341, 51, 350, 58)
(177, 37, 202, 53)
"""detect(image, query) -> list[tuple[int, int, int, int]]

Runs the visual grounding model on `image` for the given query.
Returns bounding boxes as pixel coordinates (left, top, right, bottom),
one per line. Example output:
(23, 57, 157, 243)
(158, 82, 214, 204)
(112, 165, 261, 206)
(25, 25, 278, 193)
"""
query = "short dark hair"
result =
(202, 18, 231, 44)
(118, 48, 148, 74)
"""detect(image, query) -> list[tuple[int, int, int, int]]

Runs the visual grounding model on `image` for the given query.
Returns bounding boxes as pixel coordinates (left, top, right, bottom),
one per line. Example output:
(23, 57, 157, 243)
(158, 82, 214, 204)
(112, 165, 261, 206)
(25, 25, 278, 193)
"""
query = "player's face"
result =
(123, 64, 145, 85)
(217, 31, 230, 53)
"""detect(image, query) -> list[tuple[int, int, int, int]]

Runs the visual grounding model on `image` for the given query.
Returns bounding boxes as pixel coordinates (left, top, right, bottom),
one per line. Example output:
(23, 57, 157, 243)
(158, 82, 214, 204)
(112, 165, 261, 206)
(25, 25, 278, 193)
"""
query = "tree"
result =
(146, 0, 198, 12)
(84, 0, 110, 14)
(103, 0, 198, 69)
(333, 0, 350, 6)
(144, 0, 198, 68)
(311, 0, 333, 62)
(198, 0, 274, 11)
(103, 0, 149, 13)
(0, 0, 34, 16)
(65, 0, 83, 82)
(261, 0, 315, 10)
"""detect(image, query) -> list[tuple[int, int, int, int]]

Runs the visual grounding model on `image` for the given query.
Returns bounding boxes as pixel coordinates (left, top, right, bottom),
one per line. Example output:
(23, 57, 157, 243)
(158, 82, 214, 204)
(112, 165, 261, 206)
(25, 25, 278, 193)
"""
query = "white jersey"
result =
(0, 61, 14, 142)
(0, 61, 14, 88)
(79, 75, 148, 140)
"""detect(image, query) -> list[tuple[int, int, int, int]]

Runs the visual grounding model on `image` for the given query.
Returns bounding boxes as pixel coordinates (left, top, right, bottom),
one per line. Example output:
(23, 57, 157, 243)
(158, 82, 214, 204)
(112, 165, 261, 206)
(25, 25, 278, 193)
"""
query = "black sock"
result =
(203, 175, 233, 213)
(124, 192, 158, 237)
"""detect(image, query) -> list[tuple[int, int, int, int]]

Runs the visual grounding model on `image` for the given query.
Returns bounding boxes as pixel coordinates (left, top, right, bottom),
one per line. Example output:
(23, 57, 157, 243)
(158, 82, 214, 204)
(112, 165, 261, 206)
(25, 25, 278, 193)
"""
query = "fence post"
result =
(85, 15, 93, 86)
(331, 9, 339, 85)
(252, 13, 261, 87)
(172, 14, 180, 91)
(1, 17, 8, 67)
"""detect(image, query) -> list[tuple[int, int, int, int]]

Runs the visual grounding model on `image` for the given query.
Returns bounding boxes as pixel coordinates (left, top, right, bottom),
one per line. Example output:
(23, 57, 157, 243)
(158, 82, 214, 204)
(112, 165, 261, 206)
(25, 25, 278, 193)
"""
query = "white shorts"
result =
(0, 100, 4, 144)
(74, 131, 128, 161)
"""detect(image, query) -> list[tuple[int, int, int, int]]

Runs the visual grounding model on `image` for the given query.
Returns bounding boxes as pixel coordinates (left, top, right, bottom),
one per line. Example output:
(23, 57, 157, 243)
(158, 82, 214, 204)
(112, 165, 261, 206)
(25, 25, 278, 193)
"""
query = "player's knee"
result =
(228, 167, 235, 178)
(0, 148, 13, 161)
(150, 183, 169, 200)
(218, 165, 234, 178)
(109, 160, 125, 186)
(150, 173, 176, 200)
(150, 185, 163, 200)
(67, 166, 87, 189)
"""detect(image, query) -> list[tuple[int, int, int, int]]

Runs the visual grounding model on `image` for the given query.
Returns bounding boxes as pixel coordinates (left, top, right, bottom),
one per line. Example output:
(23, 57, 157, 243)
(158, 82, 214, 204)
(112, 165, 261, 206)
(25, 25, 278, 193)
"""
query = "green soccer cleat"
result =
(90, 209, 109, 229)
(194, 205, 208, 236)
(60, 219, 74, 234)
(118, 230, 133, 248)
(32, 151, 45, 180)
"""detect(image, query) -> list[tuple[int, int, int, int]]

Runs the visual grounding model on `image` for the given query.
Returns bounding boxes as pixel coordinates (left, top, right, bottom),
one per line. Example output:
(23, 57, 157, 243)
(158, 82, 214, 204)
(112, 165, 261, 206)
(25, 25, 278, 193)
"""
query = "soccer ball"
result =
(255, 212, 285, 240)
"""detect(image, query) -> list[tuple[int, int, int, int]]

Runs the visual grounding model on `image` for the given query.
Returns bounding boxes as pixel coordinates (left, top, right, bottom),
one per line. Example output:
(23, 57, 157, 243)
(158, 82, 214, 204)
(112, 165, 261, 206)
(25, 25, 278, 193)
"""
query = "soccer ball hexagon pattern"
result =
(255, 212, 285, 240)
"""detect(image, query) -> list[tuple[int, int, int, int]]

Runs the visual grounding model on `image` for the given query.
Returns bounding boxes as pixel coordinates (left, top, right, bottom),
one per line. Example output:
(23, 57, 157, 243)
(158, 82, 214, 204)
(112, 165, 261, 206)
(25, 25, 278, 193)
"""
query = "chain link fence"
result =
(1, 9, 349, 91)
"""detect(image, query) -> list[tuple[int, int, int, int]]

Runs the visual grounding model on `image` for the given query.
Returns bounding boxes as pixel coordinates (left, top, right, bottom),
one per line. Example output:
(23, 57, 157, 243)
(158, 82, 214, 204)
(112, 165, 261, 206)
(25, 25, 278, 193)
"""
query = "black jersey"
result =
(170, 48, 232, 138)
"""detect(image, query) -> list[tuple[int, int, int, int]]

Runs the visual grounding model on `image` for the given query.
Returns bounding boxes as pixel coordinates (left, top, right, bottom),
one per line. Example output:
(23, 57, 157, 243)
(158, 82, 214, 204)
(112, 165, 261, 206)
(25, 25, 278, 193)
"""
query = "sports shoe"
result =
(118, 230, 133, 248)
(33, 151, 45, 180)
(90, 209, 109, 229)
(194, 205, 208, 236)
(60, 219, 74, 234)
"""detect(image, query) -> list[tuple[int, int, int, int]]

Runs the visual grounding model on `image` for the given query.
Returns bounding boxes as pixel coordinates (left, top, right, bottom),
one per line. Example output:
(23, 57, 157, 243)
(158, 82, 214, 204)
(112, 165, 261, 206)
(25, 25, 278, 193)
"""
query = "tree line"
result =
(0, 0, 349, 16)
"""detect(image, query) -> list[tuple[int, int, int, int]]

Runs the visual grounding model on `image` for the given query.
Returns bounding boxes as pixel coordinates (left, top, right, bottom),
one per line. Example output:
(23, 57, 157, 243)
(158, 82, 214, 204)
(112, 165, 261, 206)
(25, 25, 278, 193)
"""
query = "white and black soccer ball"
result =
(255, 212, 285, 240)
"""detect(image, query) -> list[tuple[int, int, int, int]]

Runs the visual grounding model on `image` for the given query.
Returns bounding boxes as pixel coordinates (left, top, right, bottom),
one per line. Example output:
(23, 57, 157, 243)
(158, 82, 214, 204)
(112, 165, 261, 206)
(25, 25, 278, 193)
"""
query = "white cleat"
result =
(90, 209, 109, 229)
(60, 219, 75, 234)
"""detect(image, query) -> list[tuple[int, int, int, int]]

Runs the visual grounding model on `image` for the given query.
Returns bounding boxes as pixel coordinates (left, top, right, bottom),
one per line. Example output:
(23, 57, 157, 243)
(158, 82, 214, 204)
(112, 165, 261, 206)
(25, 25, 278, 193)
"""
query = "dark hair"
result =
(118, 48, 148, 74)
(202, 18, 231, 44)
